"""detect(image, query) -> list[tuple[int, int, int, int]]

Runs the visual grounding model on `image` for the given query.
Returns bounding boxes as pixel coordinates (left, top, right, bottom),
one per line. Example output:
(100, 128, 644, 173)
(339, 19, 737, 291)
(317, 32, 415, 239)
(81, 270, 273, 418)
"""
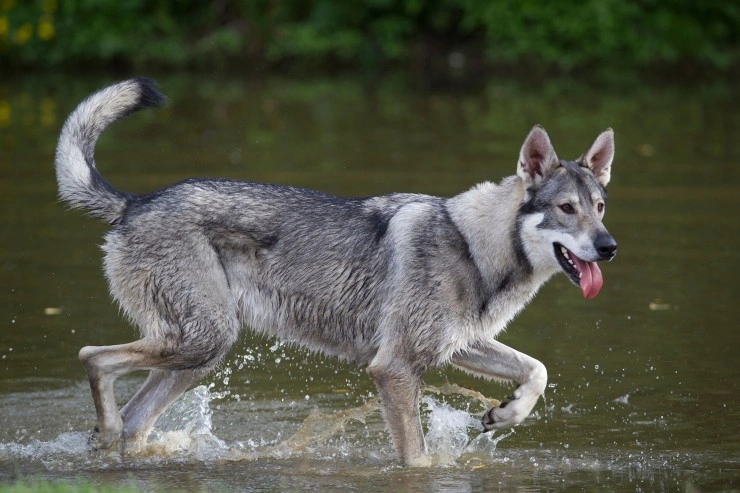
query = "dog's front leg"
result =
(451, 340, 547, 431)
(367, 352, 430, 467)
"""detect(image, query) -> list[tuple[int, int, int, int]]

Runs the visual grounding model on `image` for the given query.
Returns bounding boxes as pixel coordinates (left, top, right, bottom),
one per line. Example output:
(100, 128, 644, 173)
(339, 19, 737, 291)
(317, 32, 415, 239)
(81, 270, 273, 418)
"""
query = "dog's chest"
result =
(440, 272, 551, 363)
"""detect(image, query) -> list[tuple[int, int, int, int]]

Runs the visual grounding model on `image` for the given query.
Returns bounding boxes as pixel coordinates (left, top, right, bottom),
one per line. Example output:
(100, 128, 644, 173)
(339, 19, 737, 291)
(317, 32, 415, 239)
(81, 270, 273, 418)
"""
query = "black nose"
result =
(594, 233, 617, 260)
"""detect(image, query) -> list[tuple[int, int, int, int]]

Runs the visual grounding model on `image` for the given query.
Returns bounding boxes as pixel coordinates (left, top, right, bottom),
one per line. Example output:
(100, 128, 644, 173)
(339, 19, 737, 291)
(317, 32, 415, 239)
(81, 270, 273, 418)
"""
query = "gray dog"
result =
(55, 79, 617, 466)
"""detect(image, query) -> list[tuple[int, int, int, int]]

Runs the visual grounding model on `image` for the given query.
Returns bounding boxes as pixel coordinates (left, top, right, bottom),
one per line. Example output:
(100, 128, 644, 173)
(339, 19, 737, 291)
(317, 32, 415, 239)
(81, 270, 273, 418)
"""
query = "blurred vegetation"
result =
(0, 0, 738, 74)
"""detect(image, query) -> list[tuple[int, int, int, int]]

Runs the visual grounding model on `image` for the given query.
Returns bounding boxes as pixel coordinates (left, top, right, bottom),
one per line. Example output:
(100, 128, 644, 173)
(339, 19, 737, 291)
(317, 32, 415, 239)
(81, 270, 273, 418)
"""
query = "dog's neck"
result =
(446, 176, 540, 293)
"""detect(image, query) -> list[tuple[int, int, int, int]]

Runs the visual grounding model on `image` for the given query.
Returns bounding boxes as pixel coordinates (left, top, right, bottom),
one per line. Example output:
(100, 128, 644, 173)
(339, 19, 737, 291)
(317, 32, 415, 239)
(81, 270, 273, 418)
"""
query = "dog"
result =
(55, 78, 617, 467)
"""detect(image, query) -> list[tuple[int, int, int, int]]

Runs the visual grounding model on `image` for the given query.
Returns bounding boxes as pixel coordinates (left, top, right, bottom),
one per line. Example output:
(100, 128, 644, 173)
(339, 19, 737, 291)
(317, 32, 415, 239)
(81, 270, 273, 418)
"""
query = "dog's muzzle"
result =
(594, 232, 617, 261)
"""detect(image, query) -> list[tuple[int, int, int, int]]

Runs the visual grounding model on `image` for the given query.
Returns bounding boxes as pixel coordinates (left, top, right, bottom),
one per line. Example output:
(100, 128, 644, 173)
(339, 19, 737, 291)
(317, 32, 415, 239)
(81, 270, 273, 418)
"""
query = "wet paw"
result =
(481, 389, 536, 431)
(481, 397, 518, 431)
(88, 423, 122, 450)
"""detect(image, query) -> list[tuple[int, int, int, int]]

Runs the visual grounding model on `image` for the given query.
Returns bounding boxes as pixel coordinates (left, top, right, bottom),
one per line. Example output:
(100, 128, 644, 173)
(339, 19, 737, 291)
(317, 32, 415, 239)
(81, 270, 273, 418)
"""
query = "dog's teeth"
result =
(560, 246, 570, 260)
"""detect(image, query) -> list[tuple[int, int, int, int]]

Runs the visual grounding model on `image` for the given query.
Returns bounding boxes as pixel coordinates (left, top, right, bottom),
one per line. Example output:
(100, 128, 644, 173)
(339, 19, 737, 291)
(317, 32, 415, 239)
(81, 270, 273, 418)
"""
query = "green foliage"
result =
(0, 0, 737, 71)
(457, 0, 740, 70)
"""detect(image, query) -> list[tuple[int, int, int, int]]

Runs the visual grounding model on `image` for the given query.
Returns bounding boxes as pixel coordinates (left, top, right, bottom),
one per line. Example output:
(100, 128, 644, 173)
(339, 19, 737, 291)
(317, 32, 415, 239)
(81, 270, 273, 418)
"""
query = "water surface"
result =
(0, 73, 738, 491)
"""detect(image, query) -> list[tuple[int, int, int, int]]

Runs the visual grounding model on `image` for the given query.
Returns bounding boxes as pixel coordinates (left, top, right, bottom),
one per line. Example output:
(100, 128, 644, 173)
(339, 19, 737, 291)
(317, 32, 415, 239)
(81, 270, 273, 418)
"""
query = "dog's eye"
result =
(559, 203, 575, 214)
(597, 203, 605, 213)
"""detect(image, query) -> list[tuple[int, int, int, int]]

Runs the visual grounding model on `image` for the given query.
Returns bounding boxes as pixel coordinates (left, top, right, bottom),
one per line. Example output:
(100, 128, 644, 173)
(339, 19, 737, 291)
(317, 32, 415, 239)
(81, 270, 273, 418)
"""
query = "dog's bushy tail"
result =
(54, 78, 166, 223)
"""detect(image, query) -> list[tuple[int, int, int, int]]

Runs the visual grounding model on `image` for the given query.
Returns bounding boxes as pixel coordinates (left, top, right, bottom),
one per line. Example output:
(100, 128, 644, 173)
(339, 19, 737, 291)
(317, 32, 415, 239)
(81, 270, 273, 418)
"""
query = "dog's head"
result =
(516, 125, 617, 299)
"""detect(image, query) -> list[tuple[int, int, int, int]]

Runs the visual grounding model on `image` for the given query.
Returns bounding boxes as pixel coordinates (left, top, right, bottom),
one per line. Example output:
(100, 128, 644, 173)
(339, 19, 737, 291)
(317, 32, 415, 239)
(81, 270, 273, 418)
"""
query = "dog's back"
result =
(104, 176, 484, 365)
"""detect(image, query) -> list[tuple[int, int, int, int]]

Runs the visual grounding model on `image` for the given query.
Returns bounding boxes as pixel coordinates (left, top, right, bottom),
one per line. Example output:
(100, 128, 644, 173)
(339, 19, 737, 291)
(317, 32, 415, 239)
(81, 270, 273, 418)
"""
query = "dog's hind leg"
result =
(79, 320, 236, 451)
(119, 368, 202, 450)
(79, 339, 177, 449)
(367, 350, 430, 467)
(451, 340, 548, 431)
(88, 235, 241, 451)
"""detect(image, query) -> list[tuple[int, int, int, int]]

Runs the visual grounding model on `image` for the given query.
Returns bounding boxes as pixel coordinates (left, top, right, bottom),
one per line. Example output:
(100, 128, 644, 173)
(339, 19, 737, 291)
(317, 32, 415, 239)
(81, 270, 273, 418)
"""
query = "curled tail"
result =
(54, 78, 166, 223)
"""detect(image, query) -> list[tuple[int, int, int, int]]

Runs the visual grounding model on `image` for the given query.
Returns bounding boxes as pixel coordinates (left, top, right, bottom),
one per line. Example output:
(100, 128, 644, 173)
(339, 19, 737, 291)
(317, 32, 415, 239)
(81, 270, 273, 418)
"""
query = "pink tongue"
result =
(571, 255, 604, 299)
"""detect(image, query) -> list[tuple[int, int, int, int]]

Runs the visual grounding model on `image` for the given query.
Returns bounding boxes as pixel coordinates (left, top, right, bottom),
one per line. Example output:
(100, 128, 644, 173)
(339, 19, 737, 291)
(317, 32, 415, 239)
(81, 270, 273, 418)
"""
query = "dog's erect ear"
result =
(581, 128, 614, 187)
(517, 125, 558, 186)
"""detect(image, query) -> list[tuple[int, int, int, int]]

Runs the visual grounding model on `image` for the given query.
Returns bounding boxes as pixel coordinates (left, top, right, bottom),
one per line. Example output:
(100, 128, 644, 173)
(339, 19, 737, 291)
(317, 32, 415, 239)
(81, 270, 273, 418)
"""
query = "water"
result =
(1, 73, 738, 491)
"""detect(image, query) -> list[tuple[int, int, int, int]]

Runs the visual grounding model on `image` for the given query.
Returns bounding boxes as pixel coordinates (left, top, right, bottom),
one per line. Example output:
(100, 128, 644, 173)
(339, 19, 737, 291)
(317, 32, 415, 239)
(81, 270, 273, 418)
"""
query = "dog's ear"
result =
(581, 128, 614, 187)
(517, 125, 558, 187)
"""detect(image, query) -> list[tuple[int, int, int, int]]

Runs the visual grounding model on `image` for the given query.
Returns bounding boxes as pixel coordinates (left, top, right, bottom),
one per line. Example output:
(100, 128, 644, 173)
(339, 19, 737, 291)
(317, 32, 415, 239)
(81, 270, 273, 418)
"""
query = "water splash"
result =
(265, 398, 379, 458)
(423, 397, 481, 465)
(142, 385, 230, 460)
(460, 428, 517, 464)
(0, 431, 92, 471)
(0, 385, 235, 470)
(423, 382, 500, 409)
(421, 388, 515, 466)
(0, 383, 513, 470)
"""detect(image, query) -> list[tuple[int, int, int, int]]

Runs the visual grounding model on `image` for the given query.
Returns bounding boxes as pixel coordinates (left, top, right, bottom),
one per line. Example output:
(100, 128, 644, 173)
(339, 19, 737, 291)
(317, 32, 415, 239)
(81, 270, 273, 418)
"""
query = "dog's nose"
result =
(594, 233, 617, 260)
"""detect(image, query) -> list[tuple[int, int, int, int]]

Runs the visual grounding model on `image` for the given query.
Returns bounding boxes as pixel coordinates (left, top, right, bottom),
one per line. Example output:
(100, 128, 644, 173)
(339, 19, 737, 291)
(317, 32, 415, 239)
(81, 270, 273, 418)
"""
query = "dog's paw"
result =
(481, 390, 537, 431)
(88, 422, 123, 450)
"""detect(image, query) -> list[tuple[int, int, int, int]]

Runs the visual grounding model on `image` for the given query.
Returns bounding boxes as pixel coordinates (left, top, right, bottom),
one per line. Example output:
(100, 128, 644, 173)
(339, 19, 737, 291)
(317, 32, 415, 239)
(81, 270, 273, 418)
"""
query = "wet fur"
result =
(56, 79, 617, 466)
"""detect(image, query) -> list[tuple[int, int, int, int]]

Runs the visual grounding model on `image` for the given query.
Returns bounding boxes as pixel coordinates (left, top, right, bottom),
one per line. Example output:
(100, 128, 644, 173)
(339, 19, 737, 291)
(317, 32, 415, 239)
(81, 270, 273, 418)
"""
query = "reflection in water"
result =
(0, 73, 738, 491)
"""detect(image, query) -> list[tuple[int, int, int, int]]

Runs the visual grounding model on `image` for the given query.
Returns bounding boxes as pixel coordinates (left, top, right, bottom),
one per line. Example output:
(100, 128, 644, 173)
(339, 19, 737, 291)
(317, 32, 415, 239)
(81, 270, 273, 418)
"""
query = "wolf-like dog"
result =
(55, 79, 617, 467)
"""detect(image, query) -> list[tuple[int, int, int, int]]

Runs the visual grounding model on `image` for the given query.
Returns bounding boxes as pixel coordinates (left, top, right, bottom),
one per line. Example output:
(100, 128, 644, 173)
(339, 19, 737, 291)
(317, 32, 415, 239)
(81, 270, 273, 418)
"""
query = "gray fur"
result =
(56, 80, 617, 466)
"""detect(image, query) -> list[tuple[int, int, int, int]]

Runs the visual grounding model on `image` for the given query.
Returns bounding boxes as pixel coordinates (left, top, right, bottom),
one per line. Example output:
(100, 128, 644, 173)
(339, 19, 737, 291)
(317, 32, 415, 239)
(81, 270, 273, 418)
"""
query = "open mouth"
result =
(553, 243, 604, 299)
